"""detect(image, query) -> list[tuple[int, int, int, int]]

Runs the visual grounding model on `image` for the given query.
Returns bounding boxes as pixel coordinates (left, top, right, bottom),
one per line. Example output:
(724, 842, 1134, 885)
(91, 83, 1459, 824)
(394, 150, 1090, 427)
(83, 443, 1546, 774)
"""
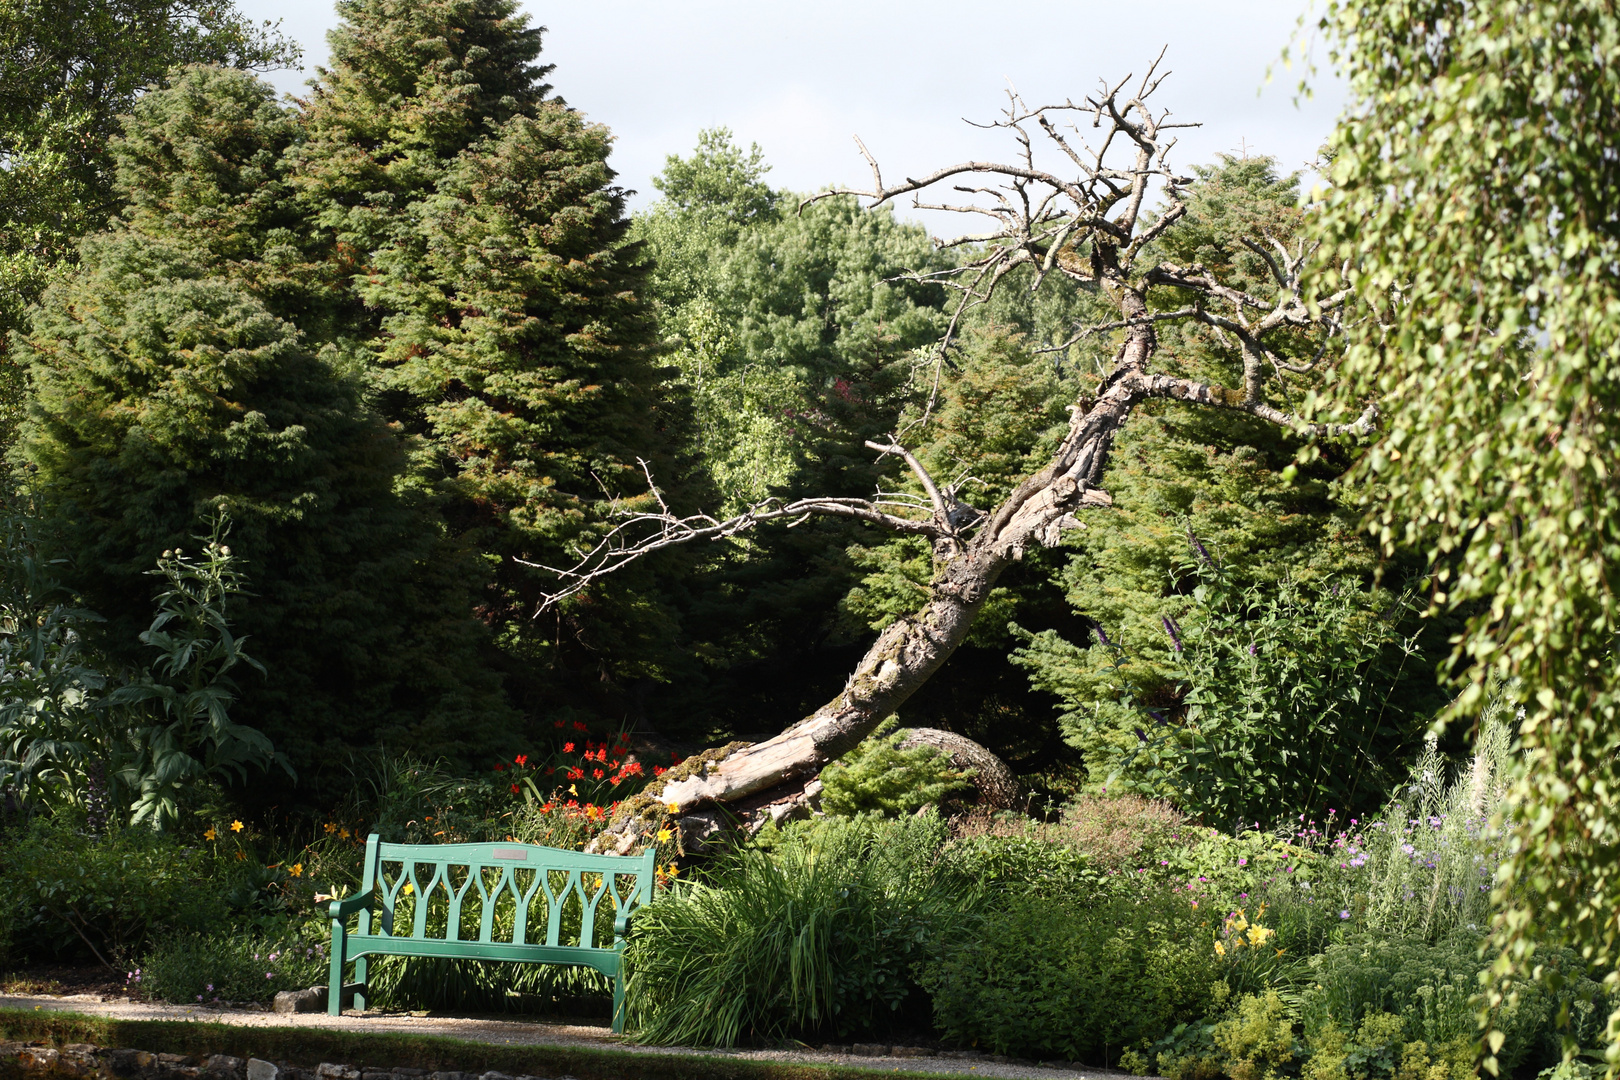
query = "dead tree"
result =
(529, 55, 1374, 855)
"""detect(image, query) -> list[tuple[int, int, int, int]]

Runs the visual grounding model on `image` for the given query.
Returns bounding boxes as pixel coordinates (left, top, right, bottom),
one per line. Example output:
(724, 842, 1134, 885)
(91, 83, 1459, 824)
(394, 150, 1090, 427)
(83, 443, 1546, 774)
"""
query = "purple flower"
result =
(1238, 858, 1248, 866)
(1188, 528, 1214, 566)
(1162, 615, 1184, 652)
(1094, 625, 1112, 647)
(1339, 910, 1351, 920)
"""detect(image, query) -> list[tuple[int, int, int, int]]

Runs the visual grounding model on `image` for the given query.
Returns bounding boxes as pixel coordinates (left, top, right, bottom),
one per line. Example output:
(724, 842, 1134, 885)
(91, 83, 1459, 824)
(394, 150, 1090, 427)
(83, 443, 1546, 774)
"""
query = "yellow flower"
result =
(666, 863, 680, 877)
(204, 827, 217, 841)
(338, 827, 350, 839)
(404, 882, 414, 894)
(666, 802, 680, 814)
(657, 828, 672, 843)
(568, 784, 578, 795)
(290, 863, 304, 877)
(230, 820, 244, 833)
(1214, 940, 1226, 957)
(324, 822, 337, 834)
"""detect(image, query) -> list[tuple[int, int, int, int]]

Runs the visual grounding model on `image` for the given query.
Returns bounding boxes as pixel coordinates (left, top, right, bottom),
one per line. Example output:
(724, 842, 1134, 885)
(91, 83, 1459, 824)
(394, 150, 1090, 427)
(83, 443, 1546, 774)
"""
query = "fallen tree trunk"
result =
(576, 66, 1372, 856)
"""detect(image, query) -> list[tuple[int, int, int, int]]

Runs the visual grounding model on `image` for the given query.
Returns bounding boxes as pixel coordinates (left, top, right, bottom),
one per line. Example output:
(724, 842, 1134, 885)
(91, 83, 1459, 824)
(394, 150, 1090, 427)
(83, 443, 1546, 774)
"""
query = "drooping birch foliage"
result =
(1313, 0, 1620, 1060)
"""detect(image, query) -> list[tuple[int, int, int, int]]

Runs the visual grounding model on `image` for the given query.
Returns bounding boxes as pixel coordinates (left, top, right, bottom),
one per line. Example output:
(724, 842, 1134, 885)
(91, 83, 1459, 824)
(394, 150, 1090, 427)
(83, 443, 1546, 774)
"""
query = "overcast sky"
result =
(237, 1, 1344, 234)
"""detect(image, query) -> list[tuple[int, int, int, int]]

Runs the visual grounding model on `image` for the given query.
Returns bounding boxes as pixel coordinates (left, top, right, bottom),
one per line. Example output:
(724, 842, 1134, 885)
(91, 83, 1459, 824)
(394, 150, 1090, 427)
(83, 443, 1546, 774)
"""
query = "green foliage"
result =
(1311, 0, 1620, 1049)
(140, 932, 328, 1004)
(818, 720, 972, 817)
(1001, 156, 1449, 808)
(628, 130, 953, 742)
(1023, 555, 1433, 828)
(0, 0, 298, 444)
(108, 528, 287, 828)
(1302, 932, 1612, 1078)
(625, 812, 957, 1046)
(918, 888, 1219, 1062)
(17, 65, 511, 782)
(288, 0, 696, 720)
(0, 815, 226, 967)
(1312, 703, 1515, 944)
(1, 507, 284, 827)
(933, 830, 1103, 899)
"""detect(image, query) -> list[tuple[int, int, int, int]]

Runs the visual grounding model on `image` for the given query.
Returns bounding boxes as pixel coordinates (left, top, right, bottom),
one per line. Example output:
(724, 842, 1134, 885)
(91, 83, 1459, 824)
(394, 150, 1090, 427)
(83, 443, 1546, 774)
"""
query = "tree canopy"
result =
(1314, 0, 1620, 1054)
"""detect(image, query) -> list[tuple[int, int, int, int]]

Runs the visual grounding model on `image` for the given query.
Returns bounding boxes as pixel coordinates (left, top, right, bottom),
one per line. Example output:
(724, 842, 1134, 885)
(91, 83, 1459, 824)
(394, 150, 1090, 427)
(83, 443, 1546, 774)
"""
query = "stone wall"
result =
(0, 1043, 575, 1080)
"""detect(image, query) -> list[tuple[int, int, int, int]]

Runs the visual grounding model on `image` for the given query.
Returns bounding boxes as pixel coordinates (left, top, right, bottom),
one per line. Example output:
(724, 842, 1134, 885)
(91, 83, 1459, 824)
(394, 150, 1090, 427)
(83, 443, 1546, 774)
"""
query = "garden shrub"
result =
(918, 888, 1218, 1061)
(625, 811, 958, 1046)
(1212, 990, 1304, 1080)
(0, 815, 226, 966)
(934, 829, 1103, 898)
(1303, 932, 1613, 1076)
(818, 719, 971, 817)
(139, 931, 327, 1004)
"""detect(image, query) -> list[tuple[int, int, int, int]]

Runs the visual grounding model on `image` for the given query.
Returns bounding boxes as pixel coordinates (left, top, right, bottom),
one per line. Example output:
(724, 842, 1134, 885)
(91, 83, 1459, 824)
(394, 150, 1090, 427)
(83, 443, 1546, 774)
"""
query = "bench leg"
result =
(352, 955, 367, 1013)
(612, 968, 625, 1035)
(327, 922, 346, 1017)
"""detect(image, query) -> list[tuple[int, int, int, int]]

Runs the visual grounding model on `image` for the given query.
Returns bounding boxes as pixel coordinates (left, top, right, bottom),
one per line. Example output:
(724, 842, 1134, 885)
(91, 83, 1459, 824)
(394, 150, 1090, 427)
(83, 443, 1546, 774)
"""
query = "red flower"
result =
(654, 766, 667, 777)
(493, 764, 505, 772)
(593, 768, 605, 780)
(573, 722, 588, 732)
(618, 732, 630, 745)
(563, 742, 575, 753)
(553, 721, 564, 728)
(514, 754, 529, 767)
(545, 766, 555, 775)
(567, 767, 584, 780)
(510, 783, 520, 794)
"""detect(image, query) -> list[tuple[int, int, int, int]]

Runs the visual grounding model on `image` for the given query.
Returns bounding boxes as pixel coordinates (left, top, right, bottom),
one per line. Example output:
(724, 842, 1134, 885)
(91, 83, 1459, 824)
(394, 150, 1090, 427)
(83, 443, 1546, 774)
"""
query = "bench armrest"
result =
(328, 891, 374, 920)
(614, 913, 634, 940)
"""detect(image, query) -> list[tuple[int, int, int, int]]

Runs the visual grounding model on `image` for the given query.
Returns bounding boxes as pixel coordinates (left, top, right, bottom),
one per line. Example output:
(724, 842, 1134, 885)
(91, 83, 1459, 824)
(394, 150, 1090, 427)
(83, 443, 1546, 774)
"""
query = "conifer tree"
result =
(16, 66, 512, 781)
(631, 132, 951, 739)
(0, 0, 298, 445)
(293, 0, 689, 703)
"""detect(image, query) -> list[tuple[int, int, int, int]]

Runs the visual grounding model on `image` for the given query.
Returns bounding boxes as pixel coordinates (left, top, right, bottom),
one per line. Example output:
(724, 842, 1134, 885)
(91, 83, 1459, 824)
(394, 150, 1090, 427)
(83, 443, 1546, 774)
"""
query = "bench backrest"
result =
(356, 835, 657, 950)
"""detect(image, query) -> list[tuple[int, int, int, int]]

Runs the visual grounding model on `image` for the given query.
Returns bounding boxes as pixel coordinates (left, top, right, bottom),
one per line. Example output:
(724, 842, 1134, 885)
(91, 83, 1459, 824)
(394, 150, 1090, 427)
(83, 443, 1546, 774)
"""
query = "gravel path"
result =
(1, 994, 1137, 1080)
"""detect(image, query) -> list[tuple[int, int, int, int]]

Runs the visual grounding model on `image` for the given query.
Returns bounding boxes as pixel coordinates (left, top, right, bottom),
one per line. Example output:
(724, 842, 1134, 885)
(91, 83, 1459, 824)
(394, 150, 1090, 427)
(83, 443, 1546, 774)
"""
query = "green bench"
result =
(326, 834, 657, 1032)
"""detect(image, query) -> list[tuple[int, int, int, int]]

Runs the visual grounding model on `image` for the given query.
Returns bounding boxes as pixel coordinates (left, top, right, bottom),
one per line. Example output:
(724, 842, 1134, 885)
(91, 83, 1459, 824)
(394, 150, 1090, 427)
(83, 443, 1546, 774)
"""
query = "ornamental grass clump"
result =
(624, 812, 957, 1046)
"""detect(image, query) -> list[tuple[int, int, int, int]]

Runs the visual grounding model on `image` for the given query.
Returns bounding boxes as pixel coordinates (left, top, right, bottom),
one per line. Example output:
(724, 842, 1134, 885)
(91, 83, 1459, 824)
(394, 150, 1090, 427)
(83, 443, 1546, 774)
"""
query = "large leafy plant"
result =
(0, 511, 285, 826)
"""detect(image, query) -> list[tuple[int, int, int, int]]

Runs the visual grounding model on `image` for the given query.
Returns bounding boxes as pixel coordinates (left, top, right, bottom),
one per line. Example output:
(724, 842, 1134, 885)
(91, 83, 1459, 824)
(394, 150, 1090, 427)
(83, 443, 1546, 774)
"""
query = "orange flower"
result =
(230, 820, 244, 833)
(204, 827, 217, 841)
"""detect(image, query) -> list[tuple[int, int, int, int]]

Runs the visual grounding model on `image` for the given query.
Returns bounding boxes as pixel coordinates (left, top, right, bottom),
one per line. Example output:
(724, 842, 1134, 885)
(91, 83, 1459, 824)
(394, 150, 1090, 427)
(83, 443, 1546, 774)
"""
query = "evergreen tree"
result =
(631, 131, 951, 741)
(16, 66, 512, 784)
(0, 0, 298, 445)
(292, 0, 691, 714)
